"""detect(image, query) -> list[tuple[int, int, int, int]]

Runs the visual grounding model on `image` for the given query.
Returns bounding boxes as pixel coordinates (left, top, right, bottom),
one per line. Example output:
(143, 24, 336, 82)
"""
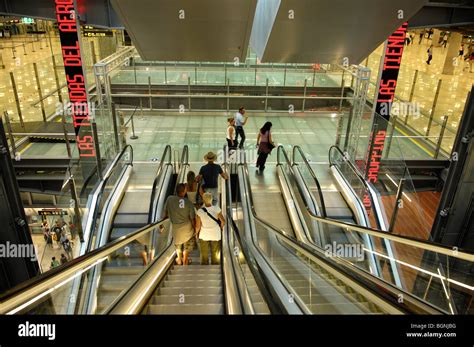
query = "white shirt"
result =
(197, 206, 222, 241)
(234, 112, 245, 127)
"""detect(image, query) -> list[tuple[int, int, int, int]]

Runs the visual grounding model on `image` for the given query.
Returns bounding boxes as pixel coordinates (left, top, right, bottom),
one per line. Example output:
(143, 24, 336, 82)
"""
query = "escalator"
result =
(231, 147, 471, 314)
(83, 145, 181, 313)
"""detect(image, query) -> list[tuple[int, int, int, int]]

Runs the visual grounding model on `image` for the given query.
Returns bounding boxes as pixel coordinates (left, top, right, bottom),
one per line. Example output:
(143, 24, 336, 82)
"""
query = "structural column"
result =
(442, 32, 463, 75)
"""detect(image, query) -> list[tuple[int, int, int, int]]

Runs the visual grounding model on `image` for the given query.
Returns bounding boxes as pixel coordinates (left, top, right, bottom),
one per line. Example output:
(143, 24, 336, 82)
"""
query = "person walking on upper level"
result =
(234, 106, 249, 149)
(196, 193, 225, 265)
(226, 117, 236, 150)
(164, 183, 196, 265)
(256, 122, 276, 172)
(198, 152, 228, 206)
(426, 45, 434, 65)
(442, 33, 449, 48)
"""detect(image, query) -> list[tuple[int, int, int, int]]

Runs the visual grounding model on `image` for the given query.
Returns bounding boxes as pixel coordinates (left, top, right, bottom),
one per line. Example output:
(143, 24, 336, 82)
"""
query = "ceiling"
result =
(250, 0, 428, 64)
(110, 0, 257, 62)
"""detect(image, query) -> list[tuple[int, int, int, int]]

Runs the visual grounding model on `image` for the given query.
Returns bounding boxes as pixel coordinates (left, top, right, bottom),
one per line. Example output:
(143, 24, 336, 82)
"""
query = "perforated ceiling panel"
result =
(250, 0, 428, 64)
(110, 0, 257, 62)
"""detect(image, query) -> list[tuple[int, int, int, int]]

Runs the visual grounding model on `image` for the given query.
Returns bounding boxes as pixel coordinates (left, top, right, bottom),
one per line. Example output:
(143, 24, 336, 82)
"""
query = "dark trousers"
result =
(427, 55, 433, 64)
(227, 138, 236, 150)
(199, 240, 221, 265)
(235, 126, 245, 149)
(256, 152, 269, 170)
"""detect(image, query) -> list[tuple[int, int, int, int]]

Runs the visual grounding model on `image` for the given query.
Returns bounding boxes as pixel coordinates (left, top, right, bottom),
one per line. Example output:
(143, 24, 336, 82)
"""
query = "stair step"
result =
(102, 266, 144, 275)
(151, 294, 223, 305)
(147, 304, 224, 314)
(158, 286, 222, 296)
(307, 302, 371, 314)
(166, 273, 222, 281)
(162, 280, 221, 288)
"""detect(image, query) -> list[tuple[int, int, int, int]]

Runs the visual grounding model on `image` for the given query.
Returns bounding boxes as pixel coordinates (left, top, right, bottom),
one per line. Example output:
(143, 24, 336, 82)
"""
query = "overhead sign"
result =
(82, 25, 113, 37)
(54, 0, 96, 158)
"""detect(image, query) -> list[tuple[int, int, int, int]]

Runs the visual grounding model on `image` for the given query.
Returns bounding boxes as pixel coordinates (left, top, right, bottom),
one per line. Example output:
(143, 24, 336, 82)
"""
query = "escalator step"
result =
(146, 304, 224, 315)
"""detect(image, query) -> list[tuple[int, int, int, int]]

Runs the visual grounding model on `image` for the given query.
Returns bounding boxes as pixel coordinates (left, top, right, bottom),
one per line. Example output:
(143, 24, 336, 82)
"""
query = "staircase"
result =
(145, 250, 224, 314)
(94, 163, 159, 313)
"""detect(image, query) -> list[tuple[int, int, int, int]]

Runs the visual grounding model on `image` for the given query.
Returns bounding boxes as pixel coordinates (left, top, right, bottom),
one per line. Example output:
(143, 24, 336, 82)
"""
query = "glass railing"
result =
(110, 58, 345, 88)
(0, 218, 172, 315)
(241, 146, 474, 314)
(279, 149, 473, 314)
(238, 156, 452, 314)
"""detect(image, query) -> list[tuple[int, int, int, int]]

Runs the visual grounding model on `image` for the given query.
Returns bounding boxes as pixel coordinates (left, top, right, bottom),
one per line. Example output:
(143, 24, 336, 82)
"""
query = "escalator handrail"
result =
(328, 145, 381, 227)
(180, 144, 189, 167)
(291, 145, 328, 218)
(148, 145, 172, 223)
(0, 217, 169, 315)
(85, 145, 134, 251)
(238, 160, 447, 314)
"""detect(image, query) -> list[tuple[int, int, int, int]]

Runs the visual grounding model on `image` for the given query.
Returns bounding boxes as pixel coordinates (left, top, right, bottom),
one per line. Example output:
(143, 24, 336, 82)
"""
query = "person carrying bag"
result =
(195, 193, 225, 265)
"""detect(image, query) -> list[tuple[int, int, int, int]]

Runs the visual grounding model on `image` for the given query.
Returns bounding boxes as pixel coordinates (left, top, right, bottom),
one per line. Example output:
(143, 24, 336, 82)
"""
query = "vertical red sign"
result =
(363, 22, 408, 212)
(55, 0, 96, 158)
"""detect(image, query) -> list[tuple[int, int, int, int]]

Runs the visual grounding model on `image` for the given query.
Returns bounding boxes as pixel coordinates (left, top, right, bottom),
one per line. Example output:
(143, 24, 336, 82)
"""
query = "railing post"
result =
(388, 177, 405, 233)
(254, 67, 257, 86)
(408, 69, 418, 103)
(61, 112, 72, 159)
(339, 71, 345, 113)
(188, 77, 191, 111)
(3, 111, 16, 158)
(91, 121, 103, 179)
(426, 79, 443, 137)
(111, 102, 120, 152)
(384, 114, 398, 159)
(302, 78, 307, 112)
(10, 72, 24, 128)
(52, 55, 64, 104)
(265, 78, 269, 112)
(226, 78, 230, 113)
(148, 76, 152, 110)
(133, 57, 137, 84)
(23, 43, 27, 55)
(283, 65, 287, 87)
(33, 63, 47, 122)
(164, 65, 167, 85)
(194, 65, 197, 84)
(130, 111, 139, 140)
(67, 173, 84, 242)
(312, 67, 316, 87)
(434, 115, 448, 159)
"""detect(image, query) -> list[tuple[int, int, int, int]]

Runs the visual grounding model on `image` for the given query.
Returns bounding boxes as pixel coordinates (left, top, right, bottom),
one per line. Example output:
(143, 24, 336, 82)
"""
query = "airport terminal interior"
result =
(0, 0, 473, 316)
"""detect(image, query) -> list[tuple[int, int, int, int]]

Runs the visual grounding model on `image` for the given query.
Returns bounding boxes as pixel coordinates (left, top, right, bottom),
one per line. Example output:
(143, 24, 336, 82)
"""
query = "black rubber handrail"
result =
(292, 145, 328, 218)
(147, 145, 172, 223)
(328, 145, 381, 228)
(86, 145, 133, 252)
